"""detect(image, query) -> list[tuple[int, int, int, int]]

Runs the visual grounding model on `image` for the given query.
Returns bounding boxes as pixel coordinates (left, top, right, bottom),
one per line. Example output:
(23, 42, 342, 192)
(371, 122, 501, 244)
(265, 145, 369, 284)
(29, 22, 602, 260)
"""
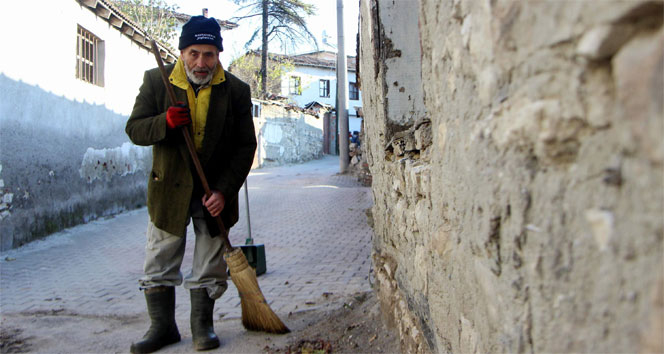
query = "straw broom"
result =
(149, 40, 289, 334)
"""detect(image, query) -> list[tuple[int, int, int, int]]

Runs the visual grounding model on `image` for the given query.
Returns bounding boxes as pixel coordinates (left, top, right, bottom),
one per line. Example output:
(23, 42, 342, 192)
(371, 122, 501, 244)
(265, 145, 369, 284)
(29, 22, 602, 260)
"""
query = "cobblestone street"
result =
(0, 155, 375, 353)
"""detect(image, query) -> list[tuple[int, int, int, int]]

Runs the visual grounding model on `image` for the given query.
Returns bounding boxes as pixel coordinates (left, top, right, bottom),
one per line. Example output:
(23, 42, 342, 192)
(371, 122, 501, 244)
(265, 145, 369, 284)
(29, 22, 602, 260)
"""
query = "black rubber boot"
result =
(130, 286, 181, 354)
(190, 288, 220, 351)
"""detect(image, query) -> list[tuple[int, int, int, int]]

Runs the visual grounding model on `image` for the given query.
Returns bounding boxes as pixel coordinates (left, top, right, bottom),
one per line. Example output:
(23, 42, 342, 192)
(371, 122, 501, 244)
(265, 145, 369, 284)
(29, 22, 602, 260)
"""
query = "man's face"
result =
(181, 44, 219, 85)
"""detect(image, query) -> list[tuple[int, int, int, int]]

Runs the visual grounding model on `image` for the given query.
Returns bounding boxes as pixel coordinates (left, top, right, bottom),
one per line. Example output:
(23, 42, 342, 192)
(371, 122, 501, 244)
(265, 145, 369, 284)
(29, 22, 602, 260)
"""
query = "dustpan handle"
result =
(244, 179, 253, 245)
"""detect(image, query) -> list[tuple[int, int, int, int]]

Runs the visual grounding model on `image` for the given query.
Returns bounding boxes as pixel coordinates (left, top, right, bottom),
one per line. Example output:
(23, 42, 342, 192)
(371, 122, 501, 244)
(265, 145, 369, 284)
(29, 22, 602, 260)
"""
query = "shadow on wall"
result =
(0, 74, 150, 251)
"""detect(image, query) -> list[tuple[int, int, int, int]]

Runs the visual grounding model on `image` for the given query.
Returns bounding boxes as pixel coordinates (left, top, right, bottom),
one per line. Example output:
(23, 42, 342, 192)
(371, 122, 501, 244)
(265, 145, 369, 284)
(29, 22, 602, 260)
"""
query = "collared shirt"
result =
(168, 59, 226, 151)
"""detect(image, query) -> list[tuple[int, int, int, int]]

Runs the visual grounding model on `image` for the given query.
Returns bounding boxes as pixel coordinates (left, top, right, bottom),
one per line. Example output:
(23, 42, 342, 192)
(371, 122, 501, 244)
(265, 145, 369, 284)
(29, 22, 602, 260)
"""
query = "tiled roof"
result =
(292, 51, 357, 71)
(76, 0, 177, 63)
(244, 50, 357, 72)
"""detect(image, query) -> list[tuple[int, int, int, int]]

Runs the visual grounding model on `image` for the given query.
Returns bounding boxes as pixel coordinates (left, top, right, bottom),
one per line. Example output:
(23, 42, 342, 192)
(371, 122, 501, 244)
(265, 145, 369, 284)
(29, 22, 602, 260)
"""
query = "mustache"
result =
(184, 62, 217, 84)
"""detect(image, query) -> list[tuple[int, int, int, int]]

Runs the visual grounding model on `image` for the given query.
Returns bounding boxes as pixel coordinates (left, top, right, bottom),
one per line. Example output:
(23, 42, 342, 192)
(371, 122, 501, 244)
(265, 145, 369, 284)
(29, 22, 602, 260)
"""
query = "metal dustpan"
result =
(238, 179, 266, 276)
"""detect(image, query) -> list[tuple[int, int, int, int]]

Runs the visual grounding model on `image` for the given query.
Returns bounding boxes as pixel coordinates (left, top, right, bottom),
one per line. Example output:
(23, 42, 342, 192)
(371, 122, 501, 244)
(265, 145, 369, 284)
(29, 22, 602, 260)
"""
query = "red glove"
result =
(166, 102, 191, 129)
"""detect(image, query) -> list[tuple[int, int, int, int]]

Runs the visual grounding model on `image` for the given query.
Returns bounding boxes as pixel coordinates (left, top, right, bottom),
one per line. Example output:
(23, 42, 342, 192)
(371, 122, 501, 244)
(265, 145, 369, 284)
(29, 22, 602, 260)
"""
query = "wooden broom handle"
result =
(149, 40, 233, 251)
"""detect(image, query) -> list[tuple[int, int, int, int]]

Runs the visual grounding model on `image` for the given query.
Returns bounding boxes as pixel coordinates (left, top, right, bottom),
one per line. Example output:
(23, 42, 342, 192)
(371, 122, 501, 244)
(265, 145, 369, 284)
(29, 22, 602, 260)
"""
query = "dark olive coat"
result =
(126, 64, 257, 236)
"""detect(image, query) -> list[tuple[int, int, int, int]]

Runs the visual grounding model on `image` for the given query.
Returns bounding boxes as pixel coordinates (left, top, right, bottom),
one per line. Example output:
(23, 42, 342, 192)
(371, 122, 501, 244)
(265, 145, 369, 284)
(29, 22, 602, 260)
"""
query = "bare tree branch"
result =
(231, 0, 319, 97)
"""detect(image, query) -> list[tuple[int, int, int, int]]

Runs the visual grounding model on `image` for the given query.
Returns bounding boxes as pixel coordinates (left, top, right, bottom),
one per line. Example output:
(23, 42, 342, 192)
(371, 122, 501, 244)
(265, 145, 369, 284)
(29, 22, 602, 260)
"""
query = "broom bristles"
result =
(224, 248, 290, 334)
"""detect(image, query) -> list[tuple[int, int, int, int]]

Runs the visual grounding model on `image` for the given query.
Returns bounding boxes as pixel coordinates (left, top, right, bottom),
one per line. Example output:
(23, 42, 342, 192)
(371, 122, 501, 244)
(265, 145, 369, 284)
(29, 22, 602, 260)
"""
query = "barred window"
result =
(289, 76, 301, 95)
(76, 25, 104, 86)
(319, 79, 330, 97)
(349, 82, 359, 100)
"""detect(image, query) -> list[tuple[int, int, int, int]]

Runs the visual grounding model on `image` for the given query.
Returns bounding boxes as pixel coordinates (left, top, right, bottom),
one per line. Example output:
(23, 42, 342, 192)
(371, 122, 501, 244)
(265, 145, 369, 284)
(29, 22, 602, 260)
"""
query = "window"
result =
(289, 76, 301, 95)
(76, 25, 104, 86)
(349, 82, 359, 100)
(319, 79, 330, 97)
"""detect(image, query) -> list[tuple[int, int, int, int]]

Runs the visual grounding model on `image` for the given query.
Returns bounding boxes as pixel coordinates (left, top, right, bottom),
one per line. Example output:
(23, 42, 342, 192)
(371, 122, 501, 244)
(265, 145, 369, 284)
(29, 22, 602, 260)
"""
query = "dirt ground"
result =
(266, 292, 399, 354)
(0, 291, 400, 354)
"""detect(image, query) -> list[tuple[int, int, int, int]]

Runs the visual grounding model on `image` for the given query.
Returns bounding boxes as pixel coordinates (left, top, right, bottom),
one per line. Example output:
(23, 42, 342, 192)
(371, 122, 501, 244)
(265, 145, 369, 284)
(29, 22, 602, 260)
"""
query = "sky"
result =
(170, 0, 360, 67)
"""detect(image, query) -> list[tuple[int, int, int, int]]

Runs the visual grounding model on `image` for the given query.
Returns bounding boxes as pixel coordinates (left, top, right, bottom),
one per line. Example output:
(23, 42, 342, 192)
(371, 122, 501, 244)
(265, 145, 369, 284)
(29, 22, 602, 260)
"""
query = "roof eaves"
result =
(241, 50, 357, 72)
(293, 63, 357, 72)
(77, 0, 178, 63)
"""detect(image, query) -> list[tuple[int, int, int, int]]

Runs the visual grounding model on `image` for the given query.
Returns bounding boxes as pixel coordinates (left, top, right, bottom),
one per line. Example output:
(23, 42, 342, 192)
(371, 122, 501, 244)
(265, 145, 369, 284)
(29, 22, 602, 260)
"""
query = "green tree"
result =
(229, 51, 294, 99)
(111, 0, 179, 49)
(231, 0, 318, 98)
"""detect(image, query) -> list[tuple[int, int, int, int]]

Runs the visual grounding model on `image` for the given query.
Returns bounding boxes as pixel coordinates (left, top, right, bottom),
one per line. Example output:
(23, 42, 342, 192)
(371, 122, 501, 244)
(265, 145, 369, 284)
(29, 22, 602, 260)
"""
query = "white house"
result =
(0, 0, 235, 250)
(281, 51, 363, 133)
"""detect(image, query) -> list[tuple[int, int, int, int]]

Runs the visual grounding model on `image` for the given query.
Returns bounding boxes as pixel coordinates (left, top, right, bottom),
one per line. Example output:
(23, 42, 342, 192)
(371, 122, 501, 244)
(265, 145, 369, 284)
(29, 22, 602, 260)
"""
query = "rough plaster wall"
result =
(360, 0, 663, 353)
(0, 1, 162, 250)
(253, 104, 324, 167)
(359, 0, 432, 352)
(380, 1, 426, 127)
(0, 75, 150, 251)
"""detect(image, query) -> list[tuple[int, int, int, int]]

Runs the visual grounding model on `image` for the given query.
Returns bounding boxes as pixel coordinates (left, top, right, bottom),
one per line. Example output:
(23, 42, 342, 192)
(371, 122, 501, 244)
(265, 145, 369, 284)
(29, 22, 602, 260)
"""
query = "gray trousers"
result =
(138, 199, 228, 300)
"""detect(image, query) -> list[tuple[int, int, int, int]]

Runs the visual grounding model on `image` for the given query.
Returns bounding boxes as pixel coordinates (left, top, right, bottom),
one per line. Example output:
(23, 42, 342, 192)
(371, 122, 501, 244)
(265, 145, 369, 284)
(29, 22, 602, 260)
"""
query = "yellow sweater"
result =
(168, 59, 226, 151)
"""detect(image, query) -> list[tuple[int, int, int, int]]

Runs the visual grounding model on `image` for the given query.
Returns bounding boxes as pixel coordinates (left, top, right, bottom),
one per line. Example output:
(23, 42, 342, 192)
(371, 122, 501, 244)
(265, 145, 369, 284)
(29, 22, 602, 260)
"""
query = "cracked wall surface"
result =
(359, 0, 663, 352)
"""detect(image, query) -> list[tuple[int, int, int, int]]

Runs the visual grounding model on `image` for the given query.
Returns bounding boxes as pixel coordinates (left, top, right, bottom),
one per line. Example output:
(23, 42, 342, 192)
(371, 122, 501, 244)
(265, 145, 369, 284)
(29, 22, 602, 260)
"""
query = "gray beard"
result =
(185, 63, 216, 85)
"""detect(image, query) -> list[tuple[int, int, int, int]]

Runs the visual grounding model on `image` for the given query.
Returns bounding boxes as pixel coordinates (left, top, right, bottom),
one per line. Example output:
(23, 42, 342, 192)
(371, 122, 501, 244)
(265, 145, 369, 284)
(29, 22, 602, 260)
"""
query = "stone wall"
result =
(359, 0, 663, 353)
(253, 102, 324, 168)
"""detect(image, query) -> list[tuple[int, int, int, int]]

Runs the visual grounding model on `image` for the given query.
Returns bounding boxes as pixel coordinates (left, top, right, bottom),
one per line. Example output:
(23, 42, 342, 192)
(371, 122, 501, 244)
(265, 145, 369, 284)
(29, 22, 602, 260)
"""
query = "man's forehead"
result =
(182, 44, 218, 54)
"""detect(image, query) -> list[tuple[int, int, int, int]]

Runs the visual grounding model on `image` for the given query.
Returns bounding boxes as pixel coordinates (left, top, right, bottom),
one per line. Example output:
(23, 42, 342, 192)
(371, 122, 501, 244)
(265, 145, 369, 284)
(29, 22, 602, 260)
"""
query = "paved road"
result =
(0, 155, 374, 352)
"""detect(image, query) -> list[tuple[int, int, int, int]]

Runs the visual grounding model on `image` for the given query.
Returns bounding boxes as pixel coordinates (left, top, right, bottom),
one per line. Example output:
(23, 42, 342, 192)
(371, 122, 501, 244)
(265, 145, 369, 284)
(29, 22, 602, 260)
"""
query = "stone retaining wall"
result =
(253, 103, 324, 168)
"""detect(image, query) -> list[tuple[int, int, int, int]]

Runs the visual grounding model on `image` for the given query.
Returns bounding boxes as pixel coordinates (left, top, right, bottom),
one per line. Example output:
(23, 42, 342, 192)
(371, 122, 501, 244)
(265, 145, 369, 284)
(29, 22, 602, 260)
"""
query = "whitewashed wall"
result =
(0, 1, 159, 250)
(280, 65, 363, 133)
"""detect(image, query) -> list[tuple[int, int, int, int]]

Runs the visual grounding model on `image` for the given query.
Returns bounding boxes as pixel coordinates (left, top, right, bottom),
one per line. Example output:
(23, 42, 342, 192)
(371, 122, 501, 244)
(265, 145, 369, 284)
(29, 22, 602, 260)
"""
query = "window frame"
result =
(289, 76, 302, 95)
(349, 81, 359, 100)
(76, 25, 104, 86)
(319, 79, 330, 98)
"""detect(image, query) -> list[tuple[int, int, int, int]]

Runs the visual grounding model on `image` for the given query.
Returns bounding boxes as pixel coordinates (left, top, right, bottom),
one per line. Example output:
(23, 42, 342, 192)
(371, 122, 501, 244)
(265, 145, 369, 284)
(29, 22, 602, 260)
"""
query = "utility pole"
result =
(336, 0, 349, 173)
(260, 0, 269, 98)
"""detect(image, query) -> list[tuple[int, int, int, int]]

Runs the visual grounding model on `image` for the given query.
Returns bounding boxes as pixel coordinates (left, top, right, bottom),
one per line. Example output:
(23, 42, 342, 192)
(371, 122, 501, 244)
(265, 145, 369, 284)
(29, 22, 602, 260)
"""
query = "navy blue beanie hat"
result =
(179, 16, 223, 51)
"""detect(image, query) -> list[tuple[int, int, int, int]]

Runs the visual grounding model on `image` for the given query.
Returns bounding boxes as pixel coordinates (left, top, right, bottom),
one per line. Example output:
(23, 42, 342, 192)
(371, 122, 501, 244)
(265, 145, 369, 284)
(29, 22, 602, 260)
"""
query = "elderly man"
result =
(125, 15, 256, 353)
